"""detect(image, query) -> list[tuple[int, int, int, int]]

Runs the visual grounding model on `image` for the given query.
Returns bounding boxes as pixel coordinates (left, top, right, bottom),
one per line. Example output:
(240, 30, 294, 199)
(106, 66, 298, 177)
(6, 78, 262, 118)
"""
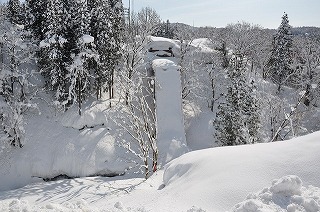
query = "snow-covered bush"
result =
(0, 14, 37, 148)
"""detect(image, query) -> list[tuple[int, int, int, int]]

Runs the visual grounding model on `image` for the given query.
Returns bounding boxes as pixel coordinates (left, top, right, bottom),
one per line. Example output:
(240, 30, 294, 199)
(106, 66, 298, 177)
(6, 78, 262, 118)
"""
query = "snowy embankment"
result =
(0, 99, 129, 192)
(1, 132, 319, 211)
(163, 131, 320, 211)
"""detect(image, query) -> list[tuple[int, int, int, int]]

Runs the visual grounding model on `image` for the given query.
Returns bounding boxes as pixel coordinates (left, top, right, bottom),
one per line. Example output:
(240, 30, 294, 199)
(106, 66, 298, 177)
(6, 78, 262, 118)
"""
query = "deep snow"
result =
(153, 58, 188, 163)
(232, 175, 320, 212)
(1, 35, 320, 212)
(0, 131, 319, 211)
(0, 99, 129, 192)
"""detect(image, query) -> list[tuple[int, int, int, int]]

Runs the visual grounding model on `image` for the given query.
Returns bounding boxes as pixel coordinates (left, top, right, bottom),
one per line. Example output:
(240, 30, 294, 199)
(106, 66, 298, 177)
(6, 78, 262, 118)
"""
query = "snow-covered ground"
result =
(0, 98, 129, 192)
(0, 131, 319, 211)
(1, 35, 320, 212)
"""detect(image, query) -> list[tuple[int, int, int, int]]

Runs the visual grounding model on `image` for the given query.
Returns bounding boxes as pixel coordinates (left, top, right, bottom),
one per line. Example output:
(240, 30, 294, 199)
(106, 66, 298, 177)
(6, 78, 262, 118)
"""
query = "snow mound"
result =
(61, 101, 109, 129)
(231, 175, 320, 212)
(152, 58, 180, 71)
(0, 98, 129, 191)
(162, 131, 320, 211)
(80, 34, 94, 44)
(270, 175, 302, 196)
(148, 36, 180, 57)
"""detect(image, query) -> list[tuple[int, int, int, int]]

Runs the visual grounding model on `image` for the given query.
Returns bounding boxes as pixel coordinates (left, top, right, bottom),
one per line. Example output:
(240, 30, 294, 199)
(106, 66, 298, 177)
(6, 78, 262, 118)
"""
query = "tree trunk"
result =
(152, 149, 158, 172)
(144, 158, 149, 179)
(78, 76, 82, 116)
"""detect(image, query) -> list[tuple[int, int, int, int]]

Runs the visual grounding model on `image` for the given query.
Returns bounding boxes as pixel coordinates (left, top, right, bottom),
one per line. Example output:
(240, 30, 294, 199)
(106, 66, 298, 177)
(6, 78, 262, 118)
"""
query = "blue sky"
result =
(123, 0, 320, 28)
(1, 0, 319, 28)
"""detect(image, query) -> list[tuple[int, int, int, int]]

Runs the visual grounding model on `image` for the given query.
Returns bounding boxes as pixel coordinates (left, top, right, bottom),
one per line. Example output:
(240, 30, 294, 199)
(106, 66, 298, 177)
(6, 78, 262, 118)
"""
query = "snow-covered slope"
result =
(162, 131, 320, 211)
(0, 99, 129, 192)
(1, 132, 319, 212)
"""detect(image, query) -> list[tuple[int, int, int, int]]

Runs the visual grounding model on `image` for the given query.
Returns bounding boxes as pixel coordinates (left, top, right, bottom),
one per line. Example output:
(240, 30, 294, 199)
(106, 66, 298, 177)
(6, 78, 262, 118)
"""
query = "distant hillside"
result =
(169, 22, 320, 38)
(291, 26, 320, 37)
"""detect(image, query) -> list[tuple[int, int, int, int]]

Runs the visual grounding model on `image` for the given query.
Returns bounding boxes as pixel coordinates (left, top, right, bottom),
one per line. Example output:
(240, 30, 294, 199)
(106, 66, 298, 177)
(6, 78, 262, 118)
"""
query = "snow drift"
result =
(231, 175, 320, 212)
(162, 131, 320, 211)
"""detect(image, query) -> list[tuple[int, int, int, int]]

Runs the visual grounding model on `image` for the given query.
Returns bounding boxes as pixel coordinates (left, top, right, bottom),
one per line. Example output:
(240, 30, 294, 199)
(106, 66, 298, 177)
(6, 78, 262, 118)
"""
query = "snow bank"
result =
(153, 59, 188, 164)
(1, 132, 320, 212)
(270, 175, 302, 195)
(162, 131, 320, 211)
(231, 175, 320, 212)
(61, 101, 109, 129)
(0, 99, 128, 192)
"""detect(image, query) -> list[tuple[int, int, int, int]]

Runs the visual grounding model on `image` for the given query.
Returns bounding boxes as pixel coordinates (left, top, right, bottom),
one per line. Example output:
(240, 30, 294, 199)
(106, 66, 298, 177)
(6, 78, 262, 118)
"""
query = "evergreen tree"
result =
(7, 0, 21, 24)
(24, 0, 124, 113)
(90, 0, 124, 100)
(154, 20, 174, 39)
(25, 0, 47, 41)
(39, 0, 68, 102)
(215, 54, 260, 146)
(266, 13, 294, 93)
(90, 0, 111, 99)
(67, 0, 96, 115)
(106, 0, 124, 99)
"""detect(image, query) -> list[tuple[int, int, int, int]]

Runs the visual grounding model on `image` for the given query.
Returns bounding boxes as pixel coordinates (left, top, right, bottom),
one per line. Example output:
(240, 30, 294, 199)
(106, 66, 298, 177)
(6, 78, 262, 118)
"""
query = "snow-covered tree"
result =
(266, 13, 295, 93)
(213, 22, 264, 146)
(113, 6, 161, 177)
(114, 74, 157, 179)
(154, 19, 174, 39)
(293, 35, 320, 106)
(90, 0, 123, 101)
(65, 0, 98, 115)
(215, 54, 260, 146)
(173, 25, 200, 100)
(25, 0, 124, 113)
(0, 16, 36, 148)
(131, 7, 161, 36)
(25, 0, 47, 41)
(67, 34, 97, 115)
(121, 7, 160, 105)
(38, 0, 69, 104)
(7, 0, 21, 24)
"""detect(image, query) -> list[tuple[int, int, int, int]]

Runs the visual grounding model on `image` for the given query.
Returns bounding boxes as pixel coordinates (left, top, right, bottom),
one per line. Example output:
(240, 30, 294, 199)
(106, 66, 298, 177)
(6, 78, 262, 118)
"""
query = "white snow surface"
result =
(61, 101, 108, 129)
(232, 175, 320, 212)
(162, 132, 320, 211)
(152, 59, 188, 164)
(0, 99, 128, 192)
(1, 130, 320, 211)
(80, 34, 94, 44)
(147, 36, 180, 57)
(190, 38, 216, 53)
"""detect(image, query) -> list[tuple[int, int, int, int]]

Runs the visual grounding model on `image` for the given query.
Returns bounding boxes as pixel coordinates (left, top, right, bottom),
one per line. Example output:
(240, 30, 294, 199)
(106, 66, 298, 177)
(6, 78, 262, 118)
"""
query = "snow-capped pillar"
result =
(152, 59, 188, 164)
